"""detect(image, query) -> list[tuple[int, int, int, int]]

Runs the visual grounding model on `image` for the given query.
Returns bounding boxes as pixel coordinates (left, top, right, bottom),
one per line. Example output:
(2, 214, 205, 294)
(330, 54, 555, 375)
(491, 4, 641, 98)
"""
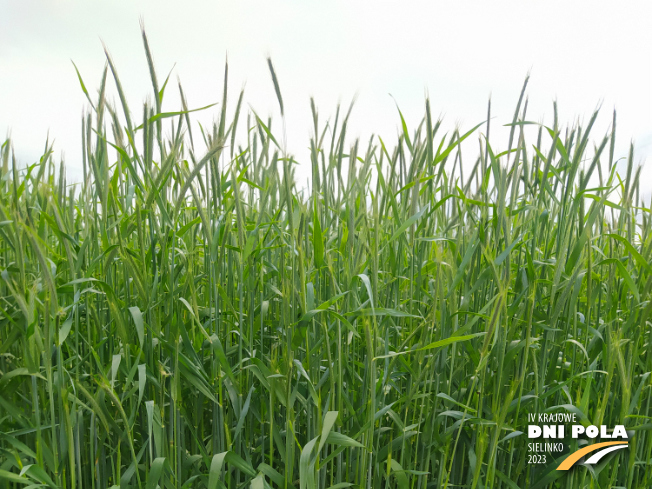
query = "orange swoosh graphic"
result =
(557, 441, 628, 470)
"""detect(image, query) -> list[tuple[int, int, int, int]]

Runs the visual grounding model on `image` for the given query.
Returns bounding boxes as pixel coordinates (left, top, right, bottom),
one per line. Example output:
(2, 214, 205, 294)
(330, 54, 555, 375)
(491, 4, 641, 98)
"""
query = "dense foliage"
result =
(1, 31, 652, 489)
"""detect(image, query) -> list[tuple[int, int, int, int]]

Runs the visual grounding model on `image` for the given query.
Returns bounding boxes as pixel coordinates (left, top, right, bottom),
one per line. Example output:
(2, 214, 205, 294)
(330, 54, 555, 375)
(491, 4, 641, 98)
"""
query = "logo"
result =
(556, 441, 628, 470)
(526, 412, 629, 471)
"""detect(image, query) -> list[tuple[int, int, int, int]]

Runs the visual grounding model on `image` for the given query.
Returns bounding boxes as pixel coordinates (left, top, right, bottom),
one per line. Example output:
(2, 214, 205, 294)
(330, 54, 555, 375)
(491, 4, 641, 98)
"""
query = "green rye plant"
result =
(1, 28, 651, 489)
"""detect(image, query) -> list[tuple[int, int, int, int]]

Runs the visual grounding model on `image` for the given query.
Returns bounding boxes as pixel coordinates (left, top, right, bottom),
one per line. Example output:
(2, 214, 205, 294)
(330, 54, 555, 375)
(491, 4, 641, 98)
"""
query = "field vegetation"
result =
(1, 30, 651, 489)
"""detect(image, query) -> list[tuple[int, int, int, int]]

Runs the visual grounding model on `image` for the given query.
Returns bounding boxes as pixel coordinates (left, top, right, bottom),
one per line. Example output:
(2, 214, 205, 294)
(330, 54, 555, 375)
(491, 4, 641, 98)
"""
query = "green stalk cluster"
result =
(1, 30, 651, 489)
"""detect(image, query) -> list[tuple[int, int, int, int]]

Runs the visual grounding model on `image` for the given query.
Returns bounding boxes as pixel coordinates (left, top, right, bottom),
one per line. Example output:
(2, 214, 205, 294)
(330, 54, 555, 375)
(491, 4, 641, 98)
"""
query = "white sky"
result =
(2, 1, 651, 195)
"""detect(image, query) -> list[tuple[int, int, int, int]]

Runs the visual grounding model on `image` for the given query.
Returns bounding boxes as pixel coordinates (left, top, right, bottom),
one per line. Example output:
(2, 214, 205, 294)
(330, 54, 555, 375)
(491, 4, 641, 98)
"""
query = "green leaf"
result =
(129, 306, 145, 348)
(434, 121, 485, 164)
(318, 411, 339, 453)
(299, 437, 318, 489)
(389, 460, 409, 489)
(257, 464, 287, 488)
(233, 386, 254, 442)
(138, 364, 146, 404)
(0, 469, 30, 485)
(348, 308, 420, 319)
(388, 205, 429, 243)
(325, 432, 364, 448)
(250, 473, 265, 489)
(598, 258, 640, 302)
(177, 217, 201, 238)
(297, 292, 348, 326)
(495, 234, 523, 265)
(71, 60, 95, 109)
(313, 200, 324, 268)
(495, 469, 521, 489)
(146, 458, 166, 489)
(208, 453, 227, 489)
(374, 333, 486, 360)
(243, 228, 258, 262)
(252, 110, 280, 149)
(58, 316, 73, 346)
(606, 233, 652, 275)
(209, 451, 256, 488)
(137, 103, 218, 129)
(447, 236, 479, 297)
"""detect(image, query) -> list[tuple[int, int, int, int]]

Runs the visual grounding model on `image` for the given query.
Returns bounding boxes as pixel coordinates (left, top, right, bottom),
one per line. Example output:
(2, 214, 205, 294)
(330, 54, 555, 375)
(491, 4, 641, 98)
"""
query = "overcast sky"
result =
(1, 1, 651, 194)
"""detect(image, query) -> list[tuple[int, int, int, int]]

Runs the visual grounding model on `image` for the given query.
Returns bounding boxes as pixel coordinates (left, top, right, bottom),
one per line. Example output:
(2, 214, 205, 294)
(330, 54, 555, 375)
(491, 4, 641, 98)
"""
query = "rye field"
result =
(1, 32, 652, 489)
